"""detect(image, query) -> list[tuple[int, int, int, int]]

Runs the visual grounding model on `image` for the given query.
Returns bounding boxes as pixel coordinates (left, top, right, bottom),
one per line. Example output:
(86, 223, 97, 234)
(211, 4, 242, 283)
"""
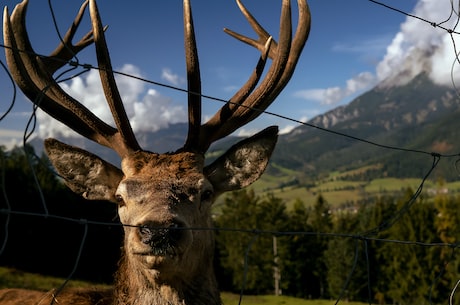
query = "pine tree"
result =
(251, 193, 289, 294)
(379, 188, 438, 304)
(433, 192, 460, 302)
(215, 190, 291, 294)
(215, 189, 260, 292)
(325, 212, 365, 301)
(308, 194, 333, 298)
(280, 199, 319, 298)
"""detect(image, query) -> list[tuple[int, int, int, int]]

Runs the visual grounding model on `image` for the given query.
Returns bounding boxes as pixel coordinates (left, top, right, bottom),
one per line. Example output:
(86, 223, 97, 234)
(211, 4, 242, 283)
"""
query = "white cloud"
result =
(332, 34, 393, 56)
(0, 129, 32, 150)
(376, 0, 460, 87)
(346, 72, 376, 92)
(295, 0, 460, 109)
(429, 34, 459, 85)
(236, 127, 256, 137)
(293, 72, 376, 105)
(161, 68, 185, 86)
(0, 129, 24, 138)
(279, 125, 295, 134)
(37, 64, 187, 139)
(293, 88, 326, 102)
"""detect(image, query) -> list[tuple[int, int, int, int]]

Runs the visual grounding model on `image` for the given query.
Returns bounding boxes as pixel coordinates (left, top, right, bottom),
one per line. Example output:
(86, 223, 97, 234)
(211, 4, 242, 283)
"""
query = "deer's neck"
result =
(113, 251, 221, 305)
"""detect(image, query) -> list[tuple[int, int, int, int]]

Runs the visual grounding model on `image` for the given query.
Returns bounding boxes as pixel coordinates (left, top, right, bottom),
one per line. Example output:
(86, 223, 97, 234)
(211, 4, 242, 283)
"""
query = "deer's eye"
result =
(115, 194, 125, 206)
(201, 190, 214, 202)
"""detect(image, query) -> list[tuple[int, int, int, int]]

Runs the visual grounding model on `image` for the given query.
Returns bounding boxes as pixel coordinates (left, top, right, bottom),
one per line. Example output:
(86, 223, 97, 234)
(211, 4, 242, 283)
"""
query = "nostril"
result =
(139, 225, 166, 245)
(139, 226, 154, 244)
(139, 226, 152, 236)
(168, 224, 182, 243)
(138, 222, 184, 246)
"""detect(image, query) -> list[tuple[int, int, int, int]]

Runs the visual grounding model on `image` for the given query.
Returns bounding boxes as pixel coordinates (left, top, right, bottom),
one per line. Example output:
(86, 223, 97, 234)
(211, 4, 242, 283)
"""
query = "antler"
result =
(183, 0, 311, 153)
(4, 0, 310, 157)
(3, 0, 140, 157)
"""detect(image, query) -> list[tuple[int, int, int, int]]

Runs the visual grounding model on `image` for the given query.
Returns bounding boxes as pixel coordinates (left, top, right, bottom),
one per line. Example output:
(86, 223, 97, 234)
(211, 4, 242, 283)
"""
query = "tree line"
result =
(1, 145, 460, 304)
(215, 187, 460, 305)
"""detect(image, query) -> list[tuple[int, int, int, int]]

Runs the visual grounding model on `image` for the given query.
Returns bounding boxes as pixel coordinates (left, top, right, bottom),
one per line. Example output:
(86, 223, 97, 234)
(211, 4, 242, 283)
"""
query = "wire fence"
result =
(1, 0, 460, 304)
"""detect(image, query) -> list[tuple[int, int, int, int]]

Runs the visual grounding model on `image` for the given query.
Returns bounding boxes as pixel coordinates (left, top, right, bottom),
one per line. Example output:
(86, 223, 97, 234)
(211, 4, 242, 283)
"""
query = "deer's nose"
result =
(138, 223, 183, 248)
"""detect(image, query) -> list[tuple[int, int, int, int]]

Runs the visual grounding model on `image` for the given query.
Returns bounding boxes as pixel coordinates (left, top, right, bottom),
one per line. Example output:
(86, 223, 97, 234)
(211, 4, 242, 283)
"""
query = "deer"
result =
(0, 0, 310, 304)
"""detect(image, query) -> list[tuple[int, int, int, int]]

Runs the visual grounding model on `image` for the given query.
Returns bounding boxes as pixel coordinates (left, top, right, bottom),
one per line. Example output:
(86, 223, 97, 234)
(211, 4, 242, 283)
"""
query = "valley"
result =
(240, 163, 460, 210)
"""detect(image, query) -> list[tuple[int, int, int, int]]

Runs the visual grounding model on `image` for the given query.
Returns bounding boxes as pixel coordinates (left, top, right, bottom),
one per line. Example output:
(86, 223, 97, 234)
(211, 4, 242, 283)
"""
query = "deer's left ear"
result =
(204, 126, 278, 194)
(45, 138, 124, 202)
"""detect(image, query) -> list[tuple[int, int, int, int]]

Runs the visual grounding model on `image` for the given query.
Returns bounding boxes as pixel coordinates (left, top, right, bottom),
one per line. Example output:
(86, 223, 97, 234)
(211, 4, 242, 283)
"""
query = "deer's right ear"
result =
(44, 138, 124, 203)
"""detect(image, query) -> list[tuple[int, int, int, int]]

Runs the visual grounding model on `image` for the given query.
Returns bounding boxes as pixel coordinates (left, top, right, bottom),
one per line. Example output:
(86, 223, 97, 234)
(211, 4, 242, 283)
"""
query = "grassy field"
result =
(0, 267, 368, 305)
(0, 267, 110, 291)
(244, 165, 460, 209)
(221, 293, 367, 305)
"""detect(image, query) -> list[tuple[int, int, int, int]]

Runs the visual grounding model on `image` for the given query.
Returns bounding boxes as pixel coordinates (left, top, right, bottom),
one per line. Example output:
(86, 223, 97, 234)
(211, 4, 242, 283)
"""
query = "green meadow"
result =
(0, 267, 368, 305)
(242, 163, 460, 209)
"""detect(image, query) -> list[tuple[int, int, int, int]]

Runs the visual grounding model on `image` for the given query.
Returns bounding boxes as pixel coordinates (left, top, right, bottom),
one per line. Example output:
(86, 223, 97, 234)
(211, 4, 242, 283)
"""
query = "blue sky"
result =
(2, 0, 458, 149)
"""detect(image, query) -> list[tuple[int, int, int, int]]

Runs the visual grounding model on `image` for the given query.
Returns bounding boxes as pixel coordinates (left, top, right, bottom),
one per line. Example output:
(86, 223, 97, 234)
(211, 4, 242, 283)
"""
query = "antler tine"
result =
(182, 0, 202, 152)
(3, 1, 116, 148)
(89, 0, 140, 154)
(41, 0, 98, 73)
(224, 0, 278, 60)
(266, 0, 310, 101)
(3, 0, 140, 157)
(198, 0, 311, 152)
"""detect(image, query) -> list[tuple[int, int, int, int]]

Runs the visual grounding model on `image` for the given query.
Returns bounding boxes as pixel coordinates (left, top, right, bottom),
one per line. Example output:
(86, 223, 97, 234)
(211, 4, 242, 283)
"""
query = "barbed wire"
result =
(2, 0, 460, 304)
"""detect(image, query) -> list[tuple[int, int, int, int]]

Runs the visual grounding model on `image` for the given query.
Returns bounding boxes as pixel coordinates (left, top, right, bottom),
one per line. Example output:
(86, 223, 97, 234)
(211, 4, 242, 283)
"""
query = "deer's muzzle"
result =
(138, 222, 184, 256)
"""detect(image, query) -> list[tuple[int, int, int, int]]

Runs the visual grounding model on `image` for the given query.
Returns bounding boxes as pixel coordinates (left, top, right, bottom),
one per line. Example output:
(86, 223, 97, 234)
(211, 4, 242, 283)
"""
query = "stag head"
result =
(3, 0, 310, 303)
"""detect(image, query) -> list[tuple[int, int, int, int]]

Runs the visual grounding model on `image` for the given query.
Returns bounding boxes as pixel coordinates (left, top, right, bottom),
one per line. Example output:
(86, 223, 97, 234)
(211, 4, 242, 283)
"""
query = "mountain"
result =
(270, 73, 460, 180)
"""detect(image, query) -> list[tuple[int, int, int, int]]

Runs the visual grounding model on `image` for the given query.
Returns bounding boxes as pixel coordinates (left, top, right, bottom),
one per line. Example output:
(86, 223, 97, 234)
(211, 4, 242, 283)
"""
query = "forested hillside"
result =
(270, 73, 460, 181)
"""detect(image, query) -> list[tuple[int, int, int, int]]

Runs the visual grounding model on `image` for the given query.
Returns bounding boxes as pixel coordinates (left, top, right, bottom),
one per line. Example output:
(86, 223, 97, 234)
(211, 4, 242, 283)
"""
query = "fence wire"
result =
(1, 1, 460, 305)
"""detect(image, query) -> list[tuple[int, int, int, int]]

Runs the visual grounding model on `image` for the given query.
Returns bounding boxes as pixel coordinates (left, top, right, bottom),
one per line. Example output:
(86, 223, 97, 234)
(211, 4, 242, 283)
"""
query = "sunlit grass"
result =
(0, 267, 109, 291)
(221, 292, 368, 305)
(0, 267, 369, 305)
(245, 166, 460, 209)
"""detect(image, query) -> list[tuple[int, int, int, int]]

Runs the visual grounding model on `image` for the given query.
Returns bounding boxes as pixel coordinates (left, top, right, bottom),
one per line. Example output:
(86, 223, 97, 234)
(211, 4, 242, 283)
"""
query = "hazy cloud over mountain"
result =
(296, 0, 460, 106)
(377, 0, 460, 87)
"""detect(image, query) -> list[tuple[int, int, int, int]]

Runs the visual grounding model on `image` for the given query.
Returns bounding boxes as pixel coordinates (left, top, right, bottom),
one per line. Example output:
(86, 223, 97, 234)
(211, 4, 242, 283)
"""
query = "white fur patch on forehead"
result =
(121, 151, 205, 178)
(117, 175, 209, 201)
(117, 179, 145, 199)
